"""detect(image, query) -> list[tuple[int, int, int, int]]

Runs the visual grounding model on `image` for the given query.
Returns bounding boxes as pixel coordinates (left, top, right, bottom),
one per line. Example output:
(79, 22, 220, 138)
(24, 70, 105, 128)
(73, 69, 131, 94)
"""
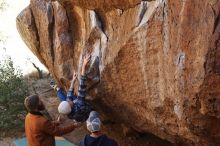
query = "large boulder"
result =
(16, 0, 220, 145)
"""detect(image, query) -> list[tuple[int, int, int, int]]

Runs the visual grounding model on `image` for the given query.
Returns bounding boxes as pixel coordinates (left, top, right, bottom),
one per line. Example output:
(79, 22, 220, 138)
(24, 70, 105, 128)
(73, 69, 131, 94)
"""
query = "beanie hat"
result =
(86, 111, 101, 132)
(24, 94, 39, 112)
(58, 101, 72, 115)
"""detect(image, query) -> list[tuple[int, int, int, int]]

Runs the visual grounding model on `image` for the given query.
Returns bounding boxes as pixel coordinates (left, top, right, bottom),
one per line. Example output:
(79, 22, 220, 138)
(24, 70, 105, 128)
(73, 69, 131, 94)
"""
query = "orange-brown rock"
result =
(16, 0, 220, 145)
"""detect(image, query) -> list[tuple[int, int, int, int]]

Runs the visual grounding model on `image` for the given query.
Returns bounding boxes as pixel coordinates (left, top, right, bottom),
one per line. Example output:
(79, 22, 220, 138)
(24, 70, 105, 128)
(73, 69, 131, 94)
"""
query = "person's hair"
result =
(24, 94, 39, 112)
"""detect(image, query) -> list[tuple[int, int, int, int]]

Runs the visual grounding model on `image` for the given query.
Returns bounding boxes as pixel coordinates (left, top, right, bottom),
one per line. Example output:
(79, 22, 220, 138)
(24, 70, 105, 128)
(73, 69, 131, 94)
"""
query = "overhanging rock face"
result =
(17, 0, 220, 145)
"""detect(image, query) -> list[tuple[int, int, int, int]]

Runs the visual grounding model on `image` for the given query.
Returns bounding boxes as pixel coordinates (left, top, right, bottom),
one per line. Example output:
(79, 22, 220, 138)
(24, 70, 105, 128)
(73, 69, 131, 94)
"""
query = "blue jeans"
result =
(57, 88, 77, 101)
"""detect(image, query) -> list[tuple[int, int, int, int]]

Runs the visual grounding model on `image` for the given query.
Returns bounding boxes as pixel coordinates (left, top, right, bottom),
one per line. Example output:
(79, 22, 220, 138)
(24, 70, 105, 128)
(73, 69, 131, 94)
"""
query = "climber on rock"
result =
(50, 54, 93, 122)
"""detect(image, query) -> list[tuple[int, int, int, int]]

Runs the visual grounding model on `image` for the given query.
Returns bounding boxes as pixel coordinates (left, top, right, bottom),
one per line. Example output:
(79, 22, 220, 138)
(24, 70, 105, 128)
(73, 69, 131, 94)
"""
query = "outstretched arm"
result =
(43, 119, 82, 136)
(67, 72, 78, 101)
(78, 54, 91, 99)
(69, 73, 77, 90)
(81, 54, 91, 76)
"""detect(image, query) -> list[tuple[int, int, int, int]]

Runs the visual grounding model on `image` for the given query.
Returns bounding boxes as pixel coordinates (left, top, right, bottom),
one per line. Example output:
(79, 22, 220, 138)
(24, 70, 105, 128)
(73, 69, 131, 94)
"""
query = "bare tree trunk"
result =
(31, 62, 43, 79)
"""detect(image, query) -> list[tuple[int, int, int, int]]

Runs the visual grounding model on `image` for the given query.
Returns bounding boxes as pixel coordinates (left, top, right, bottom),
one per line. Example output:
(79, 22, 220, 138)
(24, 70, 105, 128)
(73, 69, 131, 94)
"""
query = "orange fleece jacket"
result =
(25, 112, 75, 146)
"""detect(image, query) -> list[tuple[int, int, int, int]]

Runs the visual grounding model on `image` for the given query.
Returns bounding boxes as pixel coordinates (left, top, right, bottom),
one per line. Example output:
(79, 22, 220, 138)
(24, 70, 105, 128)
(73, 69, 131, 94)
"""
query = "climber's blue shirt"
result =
(57, 75, 92, 122)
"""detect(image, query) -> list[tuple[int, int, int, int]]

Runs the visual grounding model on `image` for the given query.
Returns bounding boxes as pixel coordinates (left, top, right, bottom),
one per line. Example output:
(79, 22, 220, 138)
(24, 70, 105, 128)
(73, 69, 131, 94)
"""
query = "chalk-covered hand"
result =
(81, 54, 91, 75)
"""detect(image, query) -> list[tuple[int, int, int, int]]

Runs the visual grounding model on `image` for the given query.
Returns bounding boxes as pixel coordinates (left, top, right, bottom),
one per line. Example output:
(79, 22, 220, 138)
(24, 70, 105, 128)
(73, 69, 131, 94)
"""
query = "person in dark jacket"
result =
(79, 111, 118, 146)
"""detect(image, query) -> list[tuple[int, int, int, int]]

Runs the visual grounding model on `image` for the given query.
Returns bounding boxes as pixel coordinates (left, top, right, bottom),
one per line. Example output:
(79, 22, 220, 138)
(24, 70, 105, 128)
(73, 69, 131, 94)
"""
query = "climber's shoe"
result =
(50, 80, 57, 90)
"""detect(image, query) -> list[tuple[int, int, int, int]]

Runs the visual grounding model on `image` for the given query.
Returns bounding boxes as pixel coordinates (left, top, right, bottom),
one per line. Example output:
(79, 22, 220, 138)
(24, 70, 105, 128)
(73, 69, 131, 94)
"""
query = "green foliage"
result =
(0, 55, 29, 135)
(0, 0, 7, 11)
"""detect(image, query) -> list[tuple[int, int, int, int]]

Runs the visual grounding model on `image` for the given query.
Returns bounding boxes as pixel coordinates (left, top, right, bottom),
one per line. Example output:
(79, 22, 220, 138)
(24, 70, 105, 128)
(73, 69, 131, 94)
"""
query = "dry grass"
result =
(24, 71, 50, 80)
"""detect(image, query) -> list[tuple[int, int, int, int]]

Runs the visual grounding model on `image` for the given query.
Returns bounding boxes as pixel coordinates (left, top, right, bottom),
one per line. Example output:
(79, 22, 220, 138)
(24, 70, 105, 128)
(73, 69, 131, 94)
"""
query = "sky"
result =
(0, 0, 47, 75)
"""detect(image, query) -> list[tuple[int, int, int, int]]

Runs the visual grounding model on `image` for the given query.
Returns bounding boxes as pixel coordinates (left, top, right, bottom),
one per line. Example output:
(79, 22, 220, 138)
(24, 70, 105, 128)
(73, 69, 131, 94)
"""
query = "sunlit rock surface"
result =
(17, 0, 220, 145)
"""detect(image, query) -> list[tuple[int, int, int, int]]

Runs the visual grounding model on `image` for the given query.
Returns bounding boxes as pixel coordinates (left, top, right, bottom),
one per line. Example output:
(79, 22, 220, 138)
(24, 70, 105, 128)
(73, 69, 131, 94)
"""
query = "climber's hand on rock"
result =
(82, 54, 91, 68)
(81, 54, 91, 75)
(72, 72, 77, 82)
